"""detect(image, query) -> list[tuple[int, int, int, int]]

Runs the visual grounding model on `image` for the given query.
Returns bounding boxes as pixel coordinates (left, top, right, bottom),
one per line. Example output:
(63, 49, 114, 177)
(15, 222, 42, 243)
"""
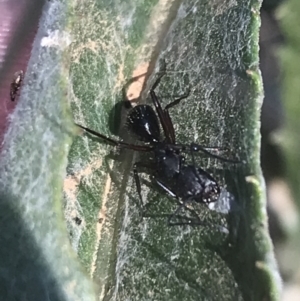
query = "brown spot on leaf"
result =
(126, 62, 149, 101)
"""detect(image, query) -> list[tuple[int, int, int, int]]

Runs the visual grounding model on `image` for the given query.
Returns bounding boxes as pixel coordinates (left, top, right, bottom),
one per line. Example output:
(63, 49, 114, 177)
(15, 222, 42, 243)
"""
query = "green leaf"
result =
(67, 0, 281, 300)
(0, 0, 281, 300)
(0, 1, 97, 300)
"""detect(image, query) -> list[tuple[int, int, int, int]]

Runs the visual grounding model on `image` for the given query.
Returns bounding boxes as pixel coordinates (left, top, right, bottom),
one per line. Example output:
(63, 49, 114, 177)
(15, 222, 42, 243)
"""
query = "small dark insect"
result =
(76, 65, 237, 226)
(73, 216, 82, 225)
(10, 70, 24, 101)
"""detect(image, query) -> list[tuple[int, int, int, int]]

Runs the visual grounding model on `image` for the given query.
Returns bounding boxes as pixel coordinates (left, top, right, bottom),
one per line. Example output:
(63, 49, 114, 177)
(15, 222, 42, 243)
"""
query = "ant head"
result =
(126, 104, 160, 143)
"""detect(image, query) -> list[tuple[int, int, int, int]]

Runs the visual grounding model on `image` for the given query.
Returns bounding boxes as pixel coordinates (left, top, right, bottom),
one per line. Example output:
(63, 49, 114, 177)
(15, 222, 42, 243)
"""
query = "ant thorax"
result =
(154, 146, 182, 180)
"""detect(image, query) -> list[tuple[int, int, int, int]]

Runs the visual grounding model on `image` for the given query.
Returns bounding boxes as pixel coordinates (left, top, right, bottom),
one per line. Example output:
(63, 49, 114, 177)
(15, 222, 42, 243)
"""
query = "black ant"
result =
(10, 70, 24, 101)
(73, 216, 82, 226)
(76, 66, 238, 226)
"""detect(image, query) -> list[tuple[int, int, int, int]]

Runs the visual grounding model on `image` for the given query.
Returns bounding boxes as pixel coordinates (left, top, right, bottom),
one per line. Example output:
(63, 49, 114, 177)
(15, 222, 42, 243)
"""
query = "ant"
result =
(76, 64, 238, 226)
(10, 70, 24, 101)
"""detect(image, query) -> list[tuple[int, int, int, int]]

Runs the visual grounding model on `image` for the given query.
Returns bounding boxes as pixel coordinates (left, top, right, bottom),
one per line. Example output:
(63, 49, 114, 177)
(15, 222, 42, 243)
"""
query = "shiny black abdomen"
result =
(174, 166, 220, 204)
(127, 105, 160, 143)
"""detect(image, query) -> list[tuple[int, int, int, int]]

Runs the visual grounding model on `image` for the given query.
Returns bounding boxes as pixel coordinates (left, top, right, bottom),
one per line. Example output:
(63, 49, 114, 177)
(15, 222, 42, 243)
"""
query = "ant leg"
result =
(133, 162, 157, 213)
(167, 201, 229, 232)
(132, 164, 189, 223)
(139, 178, 176, 218)
(167, 200, 206, 227)
(150, 63, 191, 143)
(160, 90, 190, 144)
(172, 218, 229, 233)
(150, 60, 167, 91)
(155, 180, 176, 198)
(148, 60, 179, 144)
(153, 180, 204, 225)
(142, 202, 197, 224)
(122, 72, 148, 103)
(76, 123, 153, 152)
(167, 203, 189, 225)
(164, 89, 190, 111)
(150, 59, 189, 110)
(121, 59, 166, 104)
(190, 143, 240, 163)
(139, 178, 207, 226)
(133, 162, 145, 210)
(150, 90, 175, 143)
(140, 178, 186, 220)
(149, 65, 176, 144)
(171, 143, 239, 164)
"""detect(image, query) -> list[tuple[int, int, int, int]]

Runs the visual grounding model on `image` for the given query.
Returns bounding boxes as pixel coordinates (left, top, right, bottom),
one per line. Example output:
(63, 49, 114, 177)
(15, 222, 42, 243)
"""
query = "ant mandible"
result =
(76, 63, 237, 226)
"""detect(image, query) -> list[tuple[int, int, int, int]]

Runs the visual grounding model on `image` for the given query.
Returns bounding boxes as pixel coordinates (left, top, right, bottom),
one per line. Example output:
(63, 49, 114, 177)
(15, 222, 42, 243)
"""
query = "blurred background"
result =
(0, 0, 299, 299)
(260, 1, 300, 300)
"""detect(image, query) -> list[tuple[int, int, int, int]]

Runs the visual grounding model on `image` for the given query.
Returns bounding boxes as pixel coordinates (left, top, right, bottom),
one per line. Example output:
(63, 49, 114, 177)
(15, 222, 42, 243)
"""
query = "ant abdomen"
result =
(126, 105, 160, 143)
(176, 166, 220, 204)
